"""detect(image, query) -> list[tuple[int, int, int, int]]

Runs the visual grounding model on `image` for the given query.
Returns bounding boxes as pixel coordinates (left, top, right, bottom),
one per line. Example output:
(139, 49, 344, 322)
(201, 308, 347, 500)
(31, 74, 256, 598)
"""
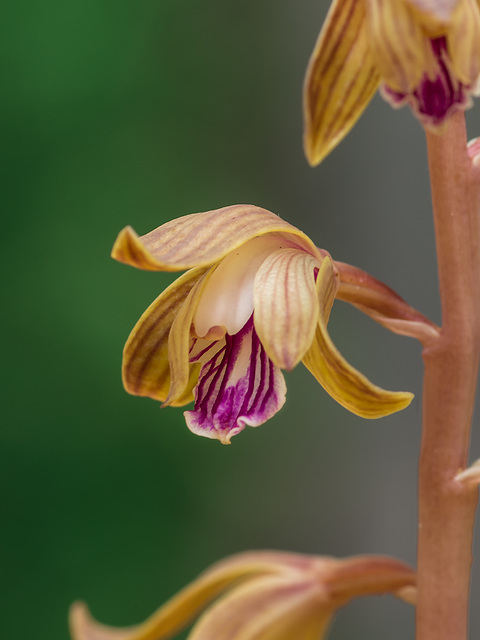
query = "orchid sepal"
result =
(334, 260, 440, 344)
(302, 257, 414, 418)
(303, 0, 380, 166)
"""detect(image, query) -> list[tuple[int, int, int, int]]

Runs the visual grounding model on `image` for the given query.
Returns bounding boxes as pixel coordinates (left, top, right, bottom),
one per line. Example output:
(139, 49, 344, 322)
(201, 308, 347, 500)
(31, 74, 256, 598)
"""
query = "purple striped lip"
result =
(185, 316, 286, 444)
(382, 37, 469, 126)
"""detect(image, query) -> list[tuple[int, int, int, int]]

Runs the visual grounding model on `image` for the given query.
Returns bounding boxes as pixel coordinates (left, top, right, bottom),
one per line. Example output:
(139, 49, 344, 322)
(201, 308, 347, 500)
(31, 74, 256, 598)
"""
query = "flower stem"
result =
(417, 112, 480, 639)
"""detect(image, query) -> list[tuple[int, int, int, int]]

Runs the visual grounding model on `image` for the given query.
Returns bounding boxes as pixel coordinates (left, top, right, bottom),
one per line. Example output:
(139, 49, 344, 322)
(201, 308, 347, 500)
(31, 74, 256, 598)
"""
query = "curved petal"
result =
(253, 249, 320, 370)
(303, 0, 380, 165)
(122, 267, 207, 405)
(302, 257, 414, 418)
(165, 268, 215, 406)
(111, 206, 319, 272)
(189, 575, 332, 640)
(334, 260, 440, 344)
(185, 318, 286, 444)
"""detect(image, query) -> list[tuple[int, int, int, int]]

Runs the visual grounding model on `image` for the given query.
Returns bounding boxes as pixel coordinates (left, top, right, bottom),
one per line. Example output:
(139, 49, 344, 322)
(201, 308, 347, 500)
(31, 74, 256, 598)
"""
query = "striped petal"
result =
(122, 266, 207, 405)
(302, 257, 413, 418)
(185, 317, 286, 444)
(367, 0, 432, 94)
(253, 249, 320, 370)
(165, 268, 215, 406)
(111, 206, 319, 272)
(189, 575, 332, 640)
(303, 0, 380, 165)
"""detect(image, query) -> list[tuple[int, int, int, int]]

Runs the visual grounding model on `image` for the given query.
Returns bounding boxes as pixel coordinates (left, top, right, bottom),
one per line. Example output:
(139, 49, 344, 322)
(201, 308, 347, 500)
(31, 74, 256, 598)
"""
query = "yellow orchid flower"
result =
(304, 0, 480, 164)
(70, 550, 416, 640)
(112, 205, 412, 444)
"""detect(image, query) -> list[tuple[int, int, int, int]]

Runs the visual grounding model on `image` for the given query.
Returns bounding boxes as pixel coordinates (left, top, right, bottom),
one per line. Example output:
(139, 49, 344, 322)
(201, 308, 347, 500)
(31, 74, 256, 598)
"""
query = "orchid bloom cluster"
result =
(111, 205, 416, 444)
(70, 551, 416, 640)
(304, 0, 480, 164)
(71, 0, 480, 639)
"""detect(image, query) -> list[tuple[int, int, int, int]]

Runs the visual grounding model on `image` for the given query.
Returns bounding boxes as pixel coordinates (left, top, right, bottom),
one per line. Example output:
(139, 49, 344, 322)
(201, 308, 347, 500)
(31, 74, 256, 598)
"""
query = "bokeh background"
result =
(2, 1, 479, 638)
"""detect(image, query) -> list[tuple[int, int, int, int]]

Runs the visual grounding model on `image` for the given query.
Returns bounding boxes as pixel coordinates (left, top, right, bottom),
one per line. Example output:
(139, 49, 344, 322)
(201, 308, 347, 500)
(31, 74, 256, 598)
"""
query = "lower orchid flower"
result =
(112, 205, 412, 443)
(70, 550, 416, 640)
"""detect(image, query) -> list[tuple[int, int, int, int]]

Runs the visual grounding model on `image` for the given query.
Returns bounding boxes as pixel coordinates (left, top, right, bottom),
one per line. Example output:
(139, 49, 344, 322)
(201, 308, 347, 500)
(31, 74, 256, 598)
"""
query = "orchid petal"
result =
(111, 206, 319, 272)
(194, 236, 301, 338)
(122, 266, 208, 406)
(302, 257, 413, 418)
(253, 249, 320, 370)
(185, 318, 286, 444)
(303, 0, 380, 165)
(189, 575, 332, 640)
(165, 268, 215, 406)
(367, 0, 431, 94)
(448, 0, 480, 86)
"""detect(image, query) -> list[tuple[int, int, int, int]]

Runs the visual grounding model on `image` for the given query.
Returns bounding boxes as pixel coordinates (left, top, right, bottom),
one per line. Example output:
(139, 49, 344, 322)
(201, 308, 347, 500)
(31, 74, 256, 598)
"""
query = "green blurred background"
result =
(2, 1, 479, 638)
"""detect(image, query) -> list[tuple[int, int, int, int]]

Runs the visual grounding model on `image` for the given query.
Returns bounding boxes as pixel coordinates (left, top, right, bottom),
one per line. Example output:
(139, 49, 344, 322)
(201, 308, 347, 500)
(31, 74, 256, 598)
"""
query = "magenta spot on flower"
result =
(382, 37, 469, 126)
(185, 316, 286, 443)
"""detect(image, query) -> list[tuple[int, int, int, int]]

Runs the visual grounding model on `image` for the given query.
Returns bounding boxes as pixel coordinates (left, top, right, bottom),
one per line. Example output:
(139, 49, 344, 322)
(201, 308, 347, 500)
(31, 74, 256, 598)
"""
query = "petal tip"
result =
(303, 135, 328, 167)
(111, 225, 139, 263)
(361, 390, 414, 419)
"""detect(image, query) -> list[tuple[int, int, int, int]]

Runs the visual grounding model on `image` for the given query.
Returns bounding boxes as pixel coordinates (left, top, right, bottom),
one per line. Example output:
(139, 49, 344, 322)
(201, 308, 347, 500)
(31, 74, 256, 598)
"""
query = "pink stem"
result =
(417, 112, 480, 639)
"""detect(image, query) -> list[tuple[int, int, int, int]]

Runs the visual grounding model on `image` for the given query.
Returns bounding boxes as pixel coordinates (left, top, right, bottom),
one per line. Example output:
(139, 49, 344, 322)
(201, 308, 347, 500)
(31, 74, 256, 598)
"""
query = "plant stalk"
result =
(417, 112, 480, 639)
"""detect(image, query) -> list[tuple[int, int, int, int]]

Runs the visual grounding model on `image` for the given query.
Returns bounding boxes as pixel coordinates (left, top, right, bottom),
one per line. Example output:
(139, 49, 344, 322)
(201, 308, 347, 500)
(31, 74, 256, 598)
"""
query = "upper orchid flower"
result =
(112, 205, 412, 443)
(304, 0, 480, 164)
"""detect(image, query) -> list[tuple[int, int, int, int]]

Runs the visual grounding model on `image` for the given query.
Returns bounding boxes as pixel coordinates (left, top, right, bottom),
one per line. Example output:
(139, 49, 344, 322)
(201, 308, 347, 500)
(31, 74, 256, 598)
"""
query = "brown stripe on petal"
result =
(366, 0, 426, 94)
(165, 268, 215, 406)
(325, 66, 379, 143)
(307, 0, 360, 109)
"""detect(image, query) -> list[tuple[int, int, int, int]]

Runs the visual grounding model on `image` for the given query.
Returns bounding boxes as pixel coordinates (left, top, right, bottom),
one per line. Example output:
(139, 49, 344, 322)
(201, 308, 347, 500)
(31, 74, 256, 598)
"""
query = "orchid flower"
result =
(70, 550, 416, 640)
(304, 0, 480, 164)
(112, 205, 412, 444)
